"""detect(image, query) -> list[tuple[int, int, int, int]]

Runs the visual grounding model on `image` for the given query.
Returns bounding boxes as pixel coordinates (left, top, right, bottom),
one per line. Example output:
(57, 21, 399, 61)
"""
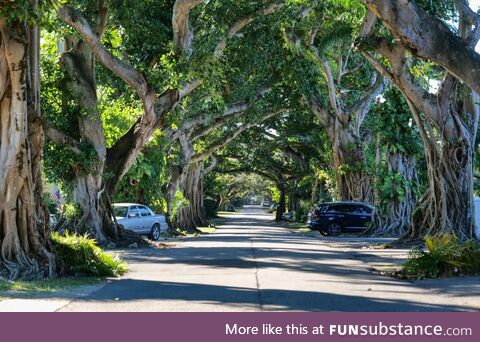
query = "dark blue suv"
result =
(306, 202, 375, 236)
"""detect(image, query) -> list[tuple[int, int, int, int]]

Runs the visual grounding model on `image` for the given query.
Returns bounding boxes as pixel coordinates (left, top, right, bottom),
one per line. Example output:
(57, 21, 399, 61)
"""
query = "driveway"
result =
(2, 207, 480, 311)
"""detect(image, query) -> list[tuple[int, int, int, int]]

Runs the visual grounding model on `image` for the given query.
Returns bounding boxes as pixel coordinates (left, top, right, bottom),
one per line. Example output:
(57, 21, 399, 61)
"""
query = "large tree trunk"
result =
(408, 115, 476, 241)
(191, 162, 209, 226)
(0, 17, 56, 279)
(333, 125, 373, 204)
(370, 150, 418, 237)
(165, 164, 183, 228)
(306, 97, 376, 205)
(58, 39, 119, 243)
(311, 176, 319, 204)
(177, 161, 208, 231)
(217, 196, 226, 211)
(358, 10, 480, 241)
(288, 180, 300, 212)
(275, 183, 286, 221)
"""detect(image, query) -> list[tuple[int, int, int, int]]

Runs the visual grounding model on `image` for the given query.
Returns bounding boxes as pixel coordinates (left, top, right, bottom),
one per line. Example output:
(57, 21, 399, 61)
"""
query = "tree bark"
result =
(165, 164, 183, 228)
(275, 183, 286, 221)
(54, 38, 121, 243)
(218, 196, 226, 211)
(288, 180, 300, 212)
(407, 101, 477, 241)
(104, 88, 179, 198)
(311, 175, 319, 204)
(359, 27, 479, 240)
(370, 150, 417, 237)
(301, 53, 384, 205)
(176, 161, 208, 231)
(0, 16, 56, 279)
(363, 0, 480, 95)
(332, 122, 373, 204)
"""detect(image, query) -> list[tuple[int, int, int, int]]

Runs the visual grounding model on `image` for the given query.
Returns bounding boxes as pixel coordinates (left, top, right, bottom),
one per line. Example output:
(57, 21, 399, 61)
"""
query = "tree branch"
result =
(357, 36, 438, 120)
(359, 9, 377, 38)
(321, 58, 348, 124)
(303, 95, 335, 139)
(347, 72, 387, 131)
(202, 155, 219, 175)
(213, 2, 285, 59)
(170, 86, 270, 141)
(172, 0, 205, 57)
(57, 7, 153, 105)
(43, 119, 82, 155)
(363, 0, 480, 94)
(96, 0, 109, 39)
(191, 109, 286, 163)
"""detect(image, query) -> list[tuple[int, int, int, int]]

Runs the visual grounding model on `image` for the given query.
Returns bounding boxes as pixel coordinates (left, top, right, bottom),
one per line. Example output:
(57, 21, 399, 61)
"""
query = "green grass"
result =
(286, 222, 311, 233)
(197, 226, 216, 234)
(51, 231, 127, 277)
(0, 277, 101, 295)
(217, 211, 236, 216)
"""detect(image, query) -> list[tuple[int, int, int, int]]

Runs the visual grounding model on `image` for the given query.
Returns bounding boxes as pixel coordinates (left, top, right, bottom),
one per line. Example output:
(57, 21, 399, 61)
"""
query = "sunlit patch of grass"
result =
(287, 222, 310, 230)
(0, 277, 102, 295)
(285, 222, 313, 235)
(197, 226, 216, 234)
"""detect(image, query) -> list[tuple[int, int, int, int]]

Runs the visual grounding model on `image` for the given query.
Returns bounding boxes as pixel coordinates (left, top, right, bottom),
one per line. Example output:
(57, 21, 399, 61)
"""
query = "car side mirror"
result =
(128, 213, 137, 218)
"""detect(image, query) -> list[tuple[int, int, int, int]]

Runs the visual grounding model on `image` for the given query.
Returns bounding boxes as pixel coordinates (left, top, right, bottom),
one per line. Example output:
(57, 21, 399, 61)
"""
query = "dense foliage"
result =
(51, 232, 127, 277)
(403, 235, 480, 279)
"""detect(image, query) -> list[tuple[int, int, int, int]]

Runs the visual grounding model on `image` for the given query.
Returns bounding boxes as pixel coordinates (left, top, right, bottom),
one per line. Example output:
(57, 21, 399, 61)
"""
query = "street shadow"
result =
(55, 279, 474, 312)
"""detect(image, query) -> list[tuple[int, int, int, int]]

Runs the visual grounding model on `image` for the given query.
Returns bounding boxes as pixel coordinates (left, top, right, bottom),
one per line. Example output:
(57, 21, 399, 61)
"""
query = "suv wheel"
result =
(326, 222, 342, 236)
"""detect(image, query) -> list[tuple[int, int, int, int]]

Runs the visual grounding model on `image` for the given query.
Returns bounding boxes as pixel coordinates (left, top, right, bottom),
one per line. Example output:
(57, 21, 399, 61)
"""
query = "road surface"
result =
(2, 207, 480, 311)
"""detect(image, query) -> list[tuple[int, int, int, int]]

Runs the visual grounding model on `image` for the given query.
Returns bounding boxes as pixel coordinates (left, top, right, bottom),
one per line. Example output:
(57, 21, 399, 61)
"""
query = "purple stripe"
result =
(0, 312, 477, 342)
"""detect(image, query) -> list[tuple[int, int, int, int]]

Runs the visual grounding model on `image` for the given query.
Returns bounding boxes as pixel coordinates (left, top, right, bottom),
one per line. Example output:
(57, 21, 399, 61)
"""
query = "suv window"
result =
(138, 206, 152, 217)
(325, 205, 337, 213)
(352, 206, 364, 213)
(316, 205, 328, 213)
(361, 206, 373, 214)
(351, 205, 373, 214)
(329, 205, 356, 213)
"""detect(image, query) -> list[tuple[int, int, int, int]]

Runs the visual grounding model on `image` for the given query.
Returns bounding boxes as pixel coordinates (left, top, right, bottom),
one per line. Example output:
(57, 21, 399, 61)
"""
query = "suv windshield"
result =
(113, 206, 128, 218)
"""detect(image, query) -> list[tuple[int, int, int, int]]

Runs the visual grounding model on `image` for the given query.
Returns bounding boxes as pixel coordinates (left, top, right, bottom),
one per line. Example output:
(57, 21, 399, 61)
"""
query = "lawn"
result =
(0, 277, 102, 300)
(286, 222, 312, 233)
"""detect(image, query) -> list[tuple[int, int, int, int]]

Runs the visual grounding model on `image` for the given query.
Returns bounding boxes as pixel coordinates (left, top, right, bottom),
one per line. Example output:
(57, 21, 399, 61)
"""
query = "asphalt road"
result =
(46, 206, 478, 312)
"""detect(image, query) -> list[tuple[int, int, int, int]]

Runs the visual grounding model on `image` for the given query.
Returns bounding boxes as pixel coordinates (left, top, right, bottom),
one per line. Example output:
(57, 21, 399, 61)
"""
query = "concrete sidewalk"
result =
(1, 207, 479, 311)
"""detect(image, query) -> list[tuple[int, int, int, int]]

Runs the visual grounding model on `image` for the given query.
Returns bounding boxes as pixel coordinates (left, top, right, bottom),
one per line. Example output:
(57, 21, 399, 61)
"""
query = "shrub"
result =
(293, 201, 312, 222)
(51, 232, 127, 277)
(403, 234, 480, 279)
